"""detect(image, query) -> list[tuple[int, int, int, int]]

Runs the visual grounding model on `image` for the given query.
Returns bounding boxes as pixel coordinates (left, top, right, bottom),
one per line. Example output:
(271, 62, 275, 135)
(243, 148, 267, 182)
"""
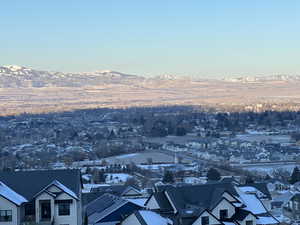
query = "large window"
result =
(58, 203, 71, 216)
(246, 220, 253, 225)
(201, 216, 209, 225)
(0, 210, 12, 222)
(219, 209, 228, 220)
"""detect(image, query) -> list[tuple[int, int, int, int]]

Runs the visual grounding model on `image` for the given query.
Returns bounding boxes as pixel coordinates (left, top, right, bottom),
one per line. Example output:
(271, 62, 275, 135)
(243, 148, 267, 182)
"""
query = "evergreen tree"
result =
(175, 127, 187, 136)
(125, 177, 139, 188)
(207, 168, 221, 181)
(245, 176, 255, 184)
(163, 170, 175, 183)
(290, 167, 300, 184)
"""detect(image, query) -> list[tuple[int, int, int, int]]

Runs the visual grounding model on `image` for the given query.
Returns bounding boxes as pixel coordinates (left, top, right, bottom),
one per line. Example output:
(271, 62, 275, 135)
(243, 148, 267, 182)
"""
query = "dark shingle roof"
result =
(86, 193, 142, 224)
(0, 169, 81, 201)
(82, 192, 107, 207)
(165, 183, 239, 212)
(91, 185, 140, 197)
(231, 209, 257, 221)
(85, 193, 125, 217)
(153, 192, 173, 211)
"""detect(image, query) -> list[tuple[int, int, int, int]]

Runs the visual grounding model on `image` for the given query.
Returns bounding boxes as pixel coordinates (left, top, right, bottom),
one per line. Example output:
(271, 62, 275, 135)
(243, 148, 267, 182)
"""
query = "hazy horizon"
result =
(1, 1, 300, 78)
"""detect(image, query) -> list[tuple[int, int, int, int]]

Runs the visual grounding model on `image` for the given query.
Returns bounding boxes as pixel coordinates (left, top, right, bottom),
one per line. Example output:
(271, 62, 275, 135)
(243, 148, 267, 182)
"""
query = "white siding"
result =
(35, 187, 80, 225)
(0, 196, 20, 225)
(192, 211, 221, 225)
(212, 199, 235, 219)
(54, 193, 78, 225)
(145, 195, 160, 210)
(121, 214, 141, 225)
(238, 213, 257, 225)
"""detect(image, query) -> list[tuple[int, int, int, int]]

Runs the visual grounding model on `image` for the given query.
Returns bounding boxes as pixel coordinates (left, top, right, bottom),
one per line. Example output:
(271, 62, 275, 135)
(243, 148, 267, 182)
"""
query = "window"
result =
(246, 221, 253, 225)
(25, 203, 35, 216)
(0, 210, 12, 222)
(58, 203, 70, 216)
(201, 216, 209, 225)
(219, 209, 228, 219)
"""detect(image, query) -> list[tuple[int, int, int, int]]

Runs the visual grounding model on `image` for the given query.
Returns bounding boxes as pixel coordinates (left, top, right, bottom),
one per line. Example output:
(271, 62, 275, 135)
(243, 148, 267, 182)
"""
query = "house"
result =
(0, 169, 82, 225)
(144, 183, 278, 225)
(282, 192, 300, 221)
(121, 210, 173, 225)
(238, 183, 272, 211)
(90, 185, 143, 199)
(84, 193, 142, 225)
(270, 191, 294, 222)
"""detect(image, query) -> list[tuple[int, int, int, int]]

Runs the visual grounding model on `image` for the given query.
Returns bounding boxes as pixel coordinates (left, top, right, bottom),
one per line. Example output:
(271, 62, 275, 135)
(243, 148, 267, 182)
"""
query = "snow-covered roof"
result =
(126, 198, 148, 207)
(239, 186, 266, 198)
(236, 187, 267, 215)
(257, 216, 278, 225)
(138, 210, 172, 225)
(0, 181, 27, 206)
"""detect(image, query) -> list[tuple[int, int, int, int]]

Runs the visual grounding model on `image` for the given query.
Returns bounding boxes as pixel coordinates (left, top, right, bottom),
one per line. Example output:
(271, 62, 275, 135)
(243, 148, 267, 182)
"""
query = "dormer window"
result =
(201, 216, 209, 225)
(246, 220, 253, 225)
(220, 209, 228, 220)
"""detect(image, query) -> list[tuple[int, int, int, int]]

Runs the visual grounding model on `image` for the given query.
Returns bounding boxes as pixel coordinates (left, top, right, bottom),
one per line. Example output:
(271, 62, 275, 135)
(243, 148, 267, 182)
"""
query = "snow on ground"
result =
(243, 164, 296, 174)
(105, 173, 132, 184)
(82, 183, 110, 193)
(115, 153, 138, 159)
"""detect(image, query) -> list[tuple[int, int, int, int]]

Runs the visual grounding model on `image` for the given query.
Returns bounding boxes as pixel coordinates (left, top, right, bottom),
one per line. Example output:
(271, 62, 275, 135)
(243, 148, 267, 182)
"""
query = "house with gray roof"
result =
(84, 193, 142, 225)
(0, 169, 82, 225)
(144, 183, 278, 225)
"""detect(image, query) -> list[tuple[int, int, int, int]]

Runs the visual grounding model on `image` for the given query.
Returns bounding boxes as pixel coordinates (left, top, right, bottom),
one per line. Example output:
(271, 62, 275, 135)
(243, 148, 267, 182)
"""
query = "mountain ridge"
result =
(1, 65, 300, 88)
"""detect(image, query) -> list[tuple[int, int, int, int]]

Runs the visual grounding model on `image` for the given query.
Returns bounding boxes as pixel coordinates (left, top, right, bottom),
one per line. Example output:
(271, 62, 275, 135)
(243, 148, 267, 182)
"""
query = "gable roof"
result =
(86, 193, 142, 224)
(34, 180, 79, 200)
(164, 183, 239, 212)
(231, 208, 257, 221)
(145, 192, 173, 212)
(135, 210, 172, 225)
(235, 187, 267, 215)
(0, 181, 27, 206)
(0, 169, 81, 201)
(91, 185, 141, 197)
(210, 197, 236, 212)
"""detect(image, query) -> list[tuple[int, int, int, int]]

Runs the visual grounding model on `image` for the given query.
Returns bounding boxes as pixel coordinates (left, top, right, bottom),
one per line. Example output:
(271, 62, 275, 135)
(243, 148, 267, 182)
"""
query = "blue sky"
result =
(1, 1, 299, 77)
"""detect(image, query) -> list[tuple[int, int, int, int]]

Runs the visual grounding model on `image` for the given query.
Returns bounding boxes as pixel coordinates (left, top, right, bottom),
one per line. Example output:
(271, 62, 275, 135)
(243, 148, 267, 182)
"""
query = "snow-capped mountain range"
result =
(224, 75, 300, 83)
(0, 65, 145, 88)
(0, 65, 300, 88)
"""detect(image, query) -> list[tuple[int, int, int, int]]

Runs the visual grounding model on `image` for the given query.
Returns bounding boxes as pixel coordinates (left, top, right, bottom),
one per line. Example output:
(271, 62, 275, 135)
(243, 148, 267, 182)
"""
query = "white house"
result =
(0, 169, 82, 225)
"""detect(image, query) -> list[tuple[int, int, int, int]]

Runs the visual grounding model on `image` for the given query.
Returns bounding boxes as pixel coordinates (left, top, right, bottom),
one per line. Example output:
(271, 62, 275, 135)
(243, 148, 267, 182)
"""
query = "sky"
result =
(1, 0, 300, 78)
